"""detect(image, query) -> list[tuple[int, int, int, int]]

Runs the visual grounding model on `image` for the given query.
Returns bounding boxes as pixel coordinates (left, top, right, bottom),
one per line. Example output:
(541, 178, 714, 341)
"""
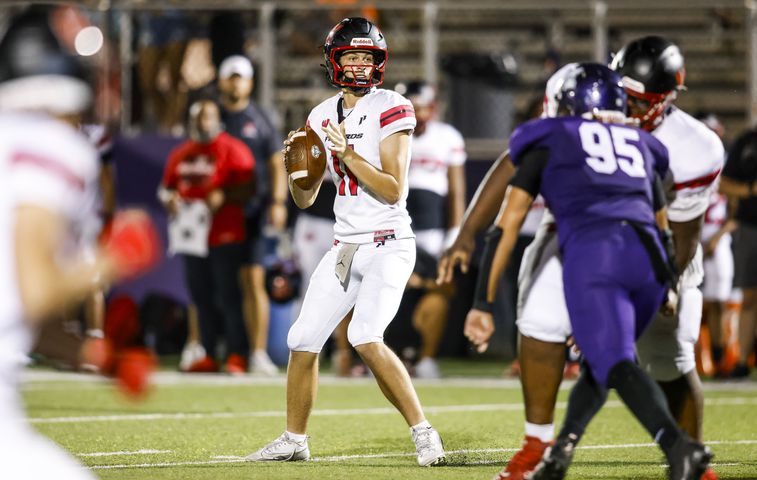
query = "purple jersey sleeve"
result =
(509, 118, 555, 166)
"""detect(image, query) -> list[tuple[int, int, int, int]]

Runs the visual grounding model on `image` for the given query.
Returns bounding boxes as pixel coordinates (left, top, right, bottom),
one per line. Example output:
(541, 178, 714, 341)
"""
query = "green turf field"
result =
(21, 362, 757, 480)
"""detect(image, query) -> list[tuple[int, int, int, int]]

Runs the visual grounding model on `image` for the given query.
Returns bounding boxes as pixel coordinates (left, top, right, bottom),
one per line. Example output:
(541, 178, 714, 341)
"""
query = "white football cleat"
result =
(414, 357, 442, 379)
(245, 432, 310, 462)
(179, 341, 206, 372)
(412, 426, 446, 467)
(250, 350, 279, 376)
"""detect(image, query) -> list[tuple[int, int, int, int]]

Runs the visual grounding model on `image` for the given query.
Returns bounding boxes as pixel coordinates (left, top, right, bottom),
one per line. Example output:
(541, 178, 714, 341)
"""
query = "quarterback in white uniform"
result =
(0, 10, 159, 480)
(247, 17, 446, 467)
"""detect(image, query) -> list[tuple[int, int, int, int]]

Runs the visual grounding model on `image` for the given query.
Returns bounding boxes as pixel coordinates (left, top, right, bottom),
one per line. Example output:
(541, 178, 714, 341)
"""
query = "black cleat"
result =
(667, 437, 713, 480)
(527, 434, 578, 480)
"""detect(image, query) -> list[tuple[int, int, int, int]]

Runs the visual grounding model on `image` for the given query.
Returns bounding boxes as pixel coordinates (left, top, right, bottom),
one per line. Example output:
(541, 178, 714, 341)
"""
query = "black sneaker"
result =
(527, 434, 578, 480)
(729, 363, 751, 379)
(667, 437, 713, 480)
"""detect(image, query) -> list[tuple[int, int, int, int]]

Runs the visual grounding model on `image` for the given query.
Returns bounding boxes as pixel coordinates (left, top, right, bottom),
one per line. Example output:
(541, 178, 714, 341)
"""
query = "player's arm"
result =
(462, 150, 516, 236)
(268, 149, 288, 230)
(446, 163, 466, 237)
(464, 185, 533, 352)
(483, 187, 534, 305)
(324, 120, 408, 204)
(465, 148, 544, 351)
(437, 150, 515, 283)
(719, 176, 757, 199)
(15, 207, 159, 325)
(669, 215, 704, 272)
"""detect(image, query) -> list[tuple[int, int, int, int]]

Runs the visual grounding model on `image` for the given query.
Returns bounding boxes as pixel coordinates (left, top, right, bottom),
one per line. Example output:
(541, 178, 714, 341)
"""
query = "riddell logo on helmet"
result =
(351, 38, 374, 47)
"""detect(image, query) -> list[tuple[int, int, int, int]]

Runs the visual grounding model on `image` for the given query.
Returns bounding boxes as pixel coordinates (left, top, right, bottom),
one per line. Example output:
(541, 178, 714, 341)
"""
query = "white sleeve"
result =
(667, 142, 724, 223)
(446, 126, 467, 167)
(379, 96, 416, 141)
(9, 126, 99, 220)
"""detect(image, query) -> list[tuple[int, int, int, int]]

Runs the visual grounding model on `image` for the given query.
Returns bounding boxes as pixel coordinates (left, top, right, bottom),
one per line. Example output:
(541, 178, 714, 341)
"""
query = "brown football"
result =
(284, 124, 327, 190)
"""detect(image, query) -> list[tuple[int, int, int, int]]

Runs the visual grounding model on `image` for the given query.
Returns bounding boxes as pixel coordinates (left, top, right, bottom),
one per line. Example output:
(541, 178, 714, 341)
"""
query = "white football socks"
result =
(525, 422, 554, 443)
(410, 420, 432, 434)
(286, 431, 307, 443)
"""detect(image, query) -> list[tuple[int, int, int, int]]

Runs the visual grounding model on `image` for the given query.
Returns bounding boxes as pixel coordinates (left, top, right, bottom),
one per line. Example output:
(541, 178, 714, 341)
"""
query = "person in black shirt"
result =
(218, 55, 287, 375)
(720, 127, 757, 378)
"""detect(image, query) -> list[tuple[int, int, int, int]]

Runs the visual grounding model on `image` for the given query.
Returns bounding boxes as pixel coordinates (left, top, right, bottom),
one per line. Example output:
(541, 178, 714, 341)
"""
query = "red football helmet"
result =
(322, 17, 387, 94)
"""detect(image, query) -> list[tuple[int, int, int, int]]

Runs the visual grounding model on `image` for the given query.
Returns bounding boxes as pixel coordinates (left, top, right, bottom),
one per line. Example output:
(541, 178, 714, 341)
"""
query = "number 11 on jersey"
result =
(332, 145, 358, 196)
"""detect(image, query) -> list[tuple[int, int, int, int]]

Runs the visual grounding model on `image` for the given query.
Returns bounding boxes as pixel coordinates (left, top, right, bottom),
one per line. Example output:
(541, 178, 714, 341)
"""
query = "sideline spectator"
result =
(159, 99, 254, 374)
(719, 126, 757, 378)
(217, 55, 286, 375)
(137, 10, 190, 134)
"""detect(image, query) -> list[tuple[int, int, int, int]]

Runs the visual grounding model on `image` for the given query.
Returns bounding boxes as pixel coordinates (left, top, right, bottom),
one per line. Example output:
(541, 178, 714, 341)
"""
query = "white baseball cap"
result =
(219, 55, 254, 80)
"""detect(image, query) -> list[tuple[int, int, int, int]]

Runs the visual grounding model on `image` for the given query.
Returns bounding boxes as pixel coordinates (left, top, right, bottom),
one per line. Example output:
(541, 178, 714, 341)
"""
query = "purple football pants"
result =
(562, 222, 667, 386)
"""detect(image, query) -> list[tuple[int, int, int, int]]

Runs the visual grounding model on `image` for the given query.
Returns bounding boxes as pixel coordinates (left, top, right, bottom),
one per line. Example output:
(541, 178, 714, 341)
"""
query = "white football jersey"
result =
(653, 107, 724, 223)
(0, 113, 99, 374)
(307, 88, 416, 244)
(654, 108, 724, 288)
(407, 120, 466, 196)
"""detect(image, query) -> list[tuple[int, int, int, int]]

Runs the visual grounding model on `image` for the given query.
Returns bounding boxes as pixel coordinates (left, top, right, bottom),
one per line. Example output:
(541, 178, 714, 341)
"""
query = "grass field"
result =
(21, 361, 757, 480)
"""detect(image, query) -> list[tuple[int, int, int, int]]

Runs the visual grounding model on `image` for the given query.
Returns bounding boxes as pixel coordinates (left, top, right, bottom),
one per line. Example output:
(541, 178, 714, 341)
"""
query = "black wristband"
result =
(473, 225, 503, 314)
(660, 228, 679, 288)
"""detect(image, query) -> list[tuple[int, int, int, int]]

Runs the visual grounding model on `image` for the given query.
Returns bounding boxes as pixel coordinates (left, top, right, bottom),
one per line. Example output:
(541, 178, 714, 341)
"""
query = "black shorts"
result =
(733, 222, 757, 288)
(244, 206, 266, 266)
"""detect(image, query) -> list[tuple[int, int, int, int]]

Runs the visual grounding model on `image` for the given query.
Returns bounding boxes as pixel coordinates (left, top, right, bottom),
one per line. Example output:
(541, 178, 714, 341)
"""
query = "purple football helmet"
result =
(557, 63, 627, 119)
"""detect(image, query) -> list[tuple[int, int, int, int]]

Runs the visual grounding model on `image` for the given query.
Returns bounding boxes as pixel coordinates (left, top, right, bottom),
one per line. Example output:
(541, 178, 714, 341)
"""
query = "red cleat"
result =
(115, 348, 156, 399)
(493, 436, 551, 480)
(225, 353, 247, 375)
(186, 356, 219, 373)
(701, 468, 719, 480)
(506, 359, 521, 378)
(563, 361, 581, 380)
(79, 337, 115, 373)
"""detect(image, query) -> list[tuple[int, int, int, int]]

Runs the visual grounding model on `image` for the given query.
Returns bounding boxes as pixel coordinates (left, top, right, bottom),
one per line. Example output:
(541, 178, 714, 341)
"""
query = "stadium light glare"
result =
(74, 26, 103, 56)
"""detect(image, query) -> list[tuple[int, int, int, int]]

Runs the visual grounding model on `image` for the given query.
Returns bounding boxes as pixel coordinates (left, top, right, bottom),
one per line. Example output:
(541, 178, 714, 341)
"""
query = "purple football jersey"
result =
(509, 117, 669, 246)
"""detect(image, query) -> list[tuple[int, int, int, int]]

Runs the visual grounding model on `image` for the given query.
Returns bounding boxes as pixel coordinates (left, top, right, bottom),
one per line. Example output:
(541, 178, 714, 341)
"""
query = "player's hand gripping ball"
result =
(283, 125, 326, 190)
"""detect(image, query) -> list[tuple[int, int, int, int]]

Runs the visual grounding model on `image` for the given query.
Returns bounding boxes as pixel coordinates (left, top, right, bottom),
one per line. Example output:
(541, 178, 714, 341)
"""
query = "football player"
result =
(246, 17, 445, 466)
(0, 9, 159, 479)
(445, 37, 724, 480)
(470, 63, 711, 480)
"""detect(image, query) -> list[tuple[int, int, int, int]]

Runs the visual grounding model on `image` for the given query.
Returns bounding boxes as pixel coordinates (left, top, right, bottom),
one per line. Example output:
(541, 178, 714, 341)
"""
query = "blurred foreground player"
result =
(246, 17, 445, 466)
(0, 10, 159, 480)
(467, 63, 711, 480)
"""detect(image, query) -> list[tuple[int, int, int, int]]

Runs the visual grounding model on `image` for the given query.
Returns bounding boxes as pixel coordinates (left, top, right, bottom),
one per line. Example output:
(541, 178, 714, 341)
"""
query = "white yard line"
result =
(29, 396, 757, 425)
(20, 370, 757, 391)
(89, 440, 757, 470)
(77, 449, 171, 457)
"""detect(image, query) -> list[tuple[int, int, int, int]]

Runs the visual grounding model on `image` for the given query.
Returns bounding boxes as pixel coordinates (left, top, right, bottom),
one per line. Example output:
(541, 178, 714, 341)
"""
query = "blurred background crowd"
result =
(13, 0, 757, 381)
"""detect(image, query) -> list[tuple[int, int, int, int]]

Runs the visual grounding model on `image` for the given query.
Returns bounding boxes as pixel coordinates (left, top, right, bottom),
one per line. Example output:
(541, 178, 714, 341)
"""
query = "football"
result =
(284, 124, 327, 190)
